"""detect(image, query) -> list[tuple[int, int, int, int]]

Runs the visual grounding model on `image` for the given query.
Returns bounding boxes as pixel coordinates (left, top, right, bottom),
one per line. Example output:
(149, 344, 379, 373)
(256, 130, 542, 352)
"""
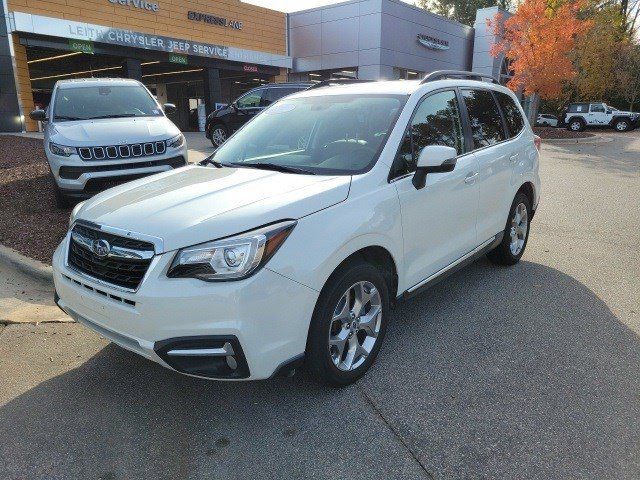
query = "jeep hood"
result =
(50, 116, 180, 146)
(75, 166, 351, 252)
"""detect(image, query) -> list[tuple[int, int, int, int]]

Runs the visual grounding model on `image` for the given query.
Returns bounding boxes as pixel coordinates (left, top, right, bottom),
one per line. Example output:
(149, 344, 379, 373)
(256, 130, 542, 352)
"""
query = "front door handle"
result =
(464, 172, 479, 184)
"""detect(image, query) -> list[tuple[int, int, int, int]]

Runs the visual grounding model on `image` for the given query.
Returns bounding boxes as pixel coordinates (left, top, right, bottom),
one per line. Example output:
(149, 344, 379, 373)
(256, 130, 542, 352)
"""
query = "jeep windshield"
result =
(53, 85, 163, 122)
(211, 94, 407, 175)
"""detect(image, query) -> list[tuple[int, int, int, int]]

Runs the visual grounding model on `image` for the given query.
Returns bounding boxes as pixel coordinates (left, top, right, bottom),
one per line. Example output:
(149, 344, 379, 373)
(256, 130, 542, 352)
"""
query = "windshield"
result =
(53, 85, 162, 121)
(212, 94, 407, 175)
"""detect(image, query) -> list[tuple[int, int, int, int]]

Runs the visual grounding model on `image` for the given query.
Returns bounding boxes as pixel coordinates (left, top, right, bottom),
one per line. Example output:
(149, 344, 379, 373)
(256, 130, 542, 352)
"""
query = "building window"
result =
(393, 68, 423, 80)
(304, 68, 358, 83)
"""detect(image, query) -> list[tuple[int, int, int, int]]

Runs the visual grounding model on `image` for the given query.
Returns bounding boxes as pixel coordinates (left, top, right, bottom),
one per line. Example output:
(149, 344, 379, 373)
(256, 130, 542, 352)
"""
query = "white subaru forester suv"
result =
(53, 71, 541, 386)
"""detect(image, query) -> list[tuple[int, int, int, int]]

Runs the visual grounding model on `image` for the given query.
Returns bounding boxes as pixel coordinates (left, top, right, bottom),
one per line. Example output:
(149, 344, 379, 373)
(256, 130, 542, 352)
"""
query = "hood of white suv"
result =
(74, 166, 351, 252)
(50, 116, 179, 146)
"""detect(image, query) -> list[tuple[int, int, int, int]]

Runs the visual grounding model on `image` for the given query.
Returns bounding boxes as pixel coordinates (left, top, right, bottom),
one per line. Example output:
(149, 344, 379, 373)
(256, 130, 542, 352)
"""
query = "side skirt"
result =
(400, 233, 503, 301)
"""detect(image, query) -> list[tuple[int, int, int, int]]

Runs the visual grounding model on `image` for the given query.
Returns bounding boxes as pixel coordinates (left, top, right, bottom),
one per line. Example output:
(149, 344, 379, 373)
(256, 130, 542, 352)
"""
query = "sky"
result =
(243, 0, 415, 13)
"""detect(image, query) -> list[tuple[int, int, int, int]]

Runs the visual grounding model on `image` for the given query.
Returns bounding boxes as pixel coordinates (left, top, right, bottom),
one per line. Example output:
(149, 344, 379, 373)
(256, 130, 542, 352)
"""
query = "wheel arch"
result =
(516, 181, 536, 216)
(321, 245, 399, 303)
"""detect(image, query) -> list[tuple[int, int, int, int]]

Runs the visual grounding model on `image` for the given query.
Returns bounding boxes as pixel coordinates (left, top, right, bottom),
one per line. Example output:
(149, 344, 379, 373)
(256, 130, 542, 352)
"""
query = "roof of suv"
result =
(290, 78, 514, 98)
(55, 78, 143, 89)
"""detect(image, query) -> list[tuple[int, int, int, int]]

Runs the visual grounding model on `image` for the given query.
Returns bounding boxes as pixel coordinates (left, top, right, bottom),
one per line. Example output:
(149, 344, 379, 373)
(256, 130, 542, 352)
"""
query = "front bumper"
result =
(52, 236, 319, 380)
(47, 147, 188, 195)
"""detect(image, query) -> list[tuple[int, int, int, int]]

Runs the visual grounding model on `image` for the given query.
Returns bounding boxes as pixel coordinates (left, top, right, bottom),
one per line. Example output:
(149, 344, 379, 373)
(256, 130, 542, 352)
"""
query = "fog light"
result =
(226, 355, 238, 370)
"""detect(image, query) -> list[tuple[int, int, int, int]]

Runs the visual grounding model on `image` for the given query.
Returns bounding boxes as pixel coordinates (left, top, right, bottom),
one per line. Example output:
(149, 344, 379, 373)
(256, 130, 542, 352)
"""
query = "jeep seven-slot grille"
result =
(68, 224, 155, 290)
(78, 141, 166, 160)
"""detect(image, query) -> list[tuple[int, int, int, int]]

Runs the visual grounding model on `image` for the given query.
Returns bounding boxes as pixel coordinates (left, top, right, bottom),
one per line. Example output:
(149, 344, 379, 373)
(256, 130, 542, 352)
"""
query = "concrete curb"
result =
(541, 134, 612, 145)
(0, 244, 53, 285)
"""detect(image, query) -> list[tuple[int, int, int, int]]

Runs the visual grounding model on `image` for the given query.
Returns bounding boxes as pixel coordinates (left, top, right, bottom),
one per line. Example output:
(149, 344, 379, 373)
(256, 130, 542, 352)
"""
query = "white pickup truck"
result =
(565, 102, 638, 132)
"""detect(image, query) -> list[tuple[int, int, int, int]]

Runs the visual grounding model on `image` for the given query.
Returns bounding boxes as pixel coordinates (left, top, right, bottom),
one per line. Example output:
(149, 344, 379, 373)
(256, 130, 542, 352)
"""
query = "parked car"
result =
(564, 102, 639, 132)
(54, 71, 541, 386)
(205, 82, 313, 147)
(30, 78, 188, 208)
(536, 113, 558, 127)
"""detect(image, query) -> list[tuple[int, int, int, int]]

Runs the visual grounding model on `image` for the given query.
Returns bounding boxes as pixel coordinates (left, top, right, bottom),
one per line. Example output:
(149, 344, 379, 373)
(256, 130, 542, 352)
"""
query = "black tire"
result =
(567, 118, 585, 132)
(50, 172, 73, 209)
(487, 192, 532, 266)
(210, 124, 228, 148)
(613, 118, 631, 132)
(306, 259, 390, 387)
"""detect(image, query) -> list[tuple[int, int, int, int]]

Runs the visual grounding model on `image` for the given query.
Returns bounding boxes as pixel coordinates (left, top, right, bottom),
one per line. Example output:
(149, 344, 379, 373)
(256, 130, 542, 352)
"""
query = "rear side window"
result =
(263, 87, 304, 105)
(391, 90, 465, 178)
(461, 89, 506, 149)
(495, 91, 525, 137)
(569, 103, 588, 113)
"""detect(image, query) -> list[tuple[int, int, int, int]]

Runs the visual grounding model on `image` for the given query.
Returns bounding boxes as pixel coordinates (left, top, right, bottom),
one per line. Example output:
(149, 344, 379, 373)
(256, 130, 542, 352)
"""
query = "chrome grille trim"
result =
(77, 141, 170, 160)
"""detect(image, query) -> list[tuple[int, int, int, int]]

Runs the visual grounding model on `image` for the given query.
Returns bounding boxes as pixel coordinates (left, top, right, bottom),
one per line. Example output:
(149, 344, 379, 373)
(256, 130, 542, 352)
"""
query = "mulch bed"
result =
(532, 126, 594, 139)
(0, 135, 71, 264)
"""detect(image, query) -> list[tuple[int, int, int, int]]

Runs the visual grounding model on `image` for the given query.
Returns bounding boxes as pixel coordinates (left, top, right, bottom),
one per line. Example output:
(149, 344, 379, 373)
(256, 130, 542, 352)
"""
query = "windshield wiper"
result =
(232, 162, 316, 175)
(88, 114, 139, 119)
(198, 155, 228, 168)
(54, 116, 84, 121)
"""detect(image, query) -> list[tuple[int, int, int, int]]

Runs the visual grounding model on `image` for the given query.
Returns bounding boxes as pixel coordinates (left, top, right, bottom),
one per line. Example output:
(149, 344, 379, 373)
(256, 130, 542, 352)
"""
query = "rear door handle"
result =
(464, 172, 479, 184)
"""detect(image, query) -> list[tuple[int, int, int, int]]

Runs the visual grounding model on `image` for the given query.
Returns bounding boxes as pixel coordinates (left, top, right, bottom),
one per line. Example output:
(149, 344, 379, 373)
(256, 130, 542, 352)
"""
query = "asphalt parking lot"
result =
(0, 131, 638, 479)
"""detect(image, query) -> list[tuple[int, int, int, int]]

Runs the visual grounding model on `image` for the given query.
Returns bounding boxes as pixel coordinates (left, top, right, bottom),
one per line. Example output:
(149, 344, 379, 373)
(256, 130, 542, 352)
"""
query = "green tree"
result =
(614, 43, 640, 110)
(417, 0, 511, 26)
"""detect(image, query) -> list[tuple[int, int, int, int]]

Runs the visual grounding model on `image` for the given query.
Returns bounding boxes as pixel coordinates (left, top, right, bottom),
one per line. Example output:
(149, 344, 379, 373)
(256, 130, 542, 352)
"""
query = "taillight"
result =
(534, 135, 542, 151)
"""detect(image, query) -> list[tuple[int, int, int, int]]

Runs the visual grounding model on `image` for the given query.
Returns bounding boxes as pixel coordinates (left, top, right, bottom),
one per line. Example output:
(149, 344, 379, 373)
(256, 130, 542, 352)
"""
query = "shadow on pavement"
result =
(0, 259, 638, 479)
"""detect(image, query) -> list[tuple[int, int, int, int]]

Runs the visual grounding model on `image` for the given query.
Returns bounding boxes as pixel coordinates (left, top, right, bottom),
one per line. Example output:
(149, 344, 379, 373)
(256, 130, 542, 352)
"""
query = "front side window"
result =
(462, 89, 507, 149)
(53, 85, 162, 121)
(390, 90, 465, 178)
(212, 94, 406, 175)
(236, 90, 263, 109)
(590, 103, 605, 113)
(495, 91, 525, 137)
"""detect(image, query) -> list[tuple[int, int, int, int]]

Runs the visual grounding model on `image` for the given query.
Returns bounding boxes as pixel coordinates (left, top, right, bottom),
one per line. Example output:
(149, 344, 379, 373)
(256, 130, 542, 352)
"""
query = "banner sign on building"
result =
(169, 53, 188, 64)
(68, 39, 94, 54)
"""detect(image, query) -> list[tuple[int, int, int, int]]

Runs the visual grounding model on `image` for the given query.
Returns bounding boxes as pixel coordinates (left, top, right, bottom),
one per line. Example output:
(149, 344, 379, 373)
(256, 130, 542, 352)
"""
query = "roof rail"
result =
(420, 70, 500, 85)
(307, 79, 373, 90)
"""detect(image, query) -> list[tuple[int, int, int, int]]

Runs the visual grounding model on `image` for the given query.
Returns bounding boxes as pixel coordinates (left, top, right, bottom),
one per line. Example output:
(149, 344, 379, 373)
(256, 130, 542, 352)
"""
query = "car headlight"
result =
(166, 134, 185, 149)
(167, 220, 296, 281)
(49, 142, 76, 157)
(69, 201, 86, 226)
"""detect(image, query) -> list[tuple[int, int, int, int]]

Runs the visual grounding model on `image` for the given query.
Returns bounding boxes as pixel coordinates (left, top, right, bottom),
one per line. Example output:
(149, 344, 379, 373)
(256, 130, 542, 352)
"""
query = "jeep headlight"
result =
(166, 134, 185, 149)
(49, 142, 76, 157)
(167, 220, 296, 281)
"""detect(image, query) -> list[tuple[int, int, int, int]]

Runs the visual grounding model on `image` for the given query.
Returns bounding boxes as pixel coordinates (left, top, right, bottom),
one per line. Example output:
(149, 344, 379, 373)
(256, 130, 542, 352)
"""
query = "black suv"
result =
(205, 82, 313, 147)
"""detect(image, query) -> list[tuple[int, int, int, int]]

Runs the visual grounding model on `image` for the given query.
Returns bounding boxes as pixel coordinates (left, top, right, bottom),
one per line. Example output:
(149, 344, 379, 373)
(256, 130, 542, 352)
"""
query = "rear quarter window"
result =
(495, 92, 525, 137)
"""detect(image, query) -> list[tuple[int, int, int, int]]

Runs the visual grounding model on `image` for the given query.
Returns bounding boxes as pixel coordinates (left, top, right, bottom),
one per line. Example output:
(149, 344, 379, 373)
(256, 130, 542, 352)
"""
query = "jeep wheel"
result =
(614, 119, 630, 132)
(306, 259, 389, 387)
(568, 119, 585, 132)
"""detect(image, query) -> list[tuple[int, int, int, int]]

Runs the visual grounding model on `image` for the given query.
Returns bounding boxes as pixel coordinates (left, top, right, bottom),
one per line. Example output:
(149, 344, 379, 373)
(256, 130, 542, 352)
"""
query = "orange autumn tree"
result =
(490, 0, 592, 101)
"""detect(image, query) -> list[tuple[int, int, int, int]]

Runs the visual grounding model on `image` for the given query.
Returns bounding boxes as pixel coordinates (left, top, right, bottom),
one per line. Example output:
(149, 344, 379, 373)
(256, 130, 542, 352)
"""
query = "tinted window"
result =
(53, 85, 161, 121)
(569, 103, 588, 113)
(391, 90, 465, 178)
(462, 89, 506, 149)
(590, 103, 605, 113)
(236, 89, 263, 108)
(496, 91, 525, 137)
(263, 87, 304, 105)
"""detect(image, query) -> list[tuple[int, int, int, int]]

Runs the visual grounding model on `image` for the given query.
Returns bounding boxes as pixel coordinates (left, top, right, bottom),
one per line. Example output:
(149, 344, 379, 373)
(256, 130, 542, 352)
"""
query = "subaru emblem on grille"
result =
(91, 239, 110, 258)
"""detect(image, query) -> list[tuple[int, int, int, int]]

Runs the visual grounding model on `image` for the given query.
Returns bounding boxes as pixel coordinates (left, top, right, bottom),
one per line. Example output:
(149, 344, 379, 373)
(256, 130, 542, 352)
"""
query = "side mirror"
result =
(30, 109, 47, 121)
(163, 103, 177, 115)
(412, 145, 457, 190)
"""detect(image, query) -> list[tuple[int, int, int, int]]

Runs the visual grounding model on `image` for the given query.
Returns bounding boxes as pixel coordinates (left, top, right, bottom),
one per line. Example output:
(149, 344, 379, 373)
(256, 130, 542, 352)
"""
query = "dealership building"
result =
(0, 0, 509, 132)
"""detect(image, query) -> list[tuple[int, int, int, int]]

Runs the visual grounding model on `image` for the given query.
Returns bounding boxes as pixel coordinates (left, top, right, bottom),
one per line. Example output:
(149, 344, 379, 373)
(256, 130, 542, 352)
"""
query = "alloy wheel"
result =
(570, 121, 582, 131)
(212, 127, 227, 147)
(616, 121, 628, 131)
(509, 203, 528, 256)
(328, 281, 382, 372)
